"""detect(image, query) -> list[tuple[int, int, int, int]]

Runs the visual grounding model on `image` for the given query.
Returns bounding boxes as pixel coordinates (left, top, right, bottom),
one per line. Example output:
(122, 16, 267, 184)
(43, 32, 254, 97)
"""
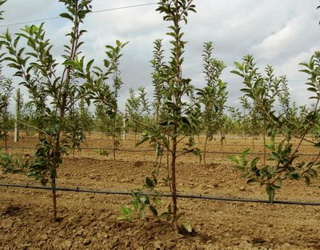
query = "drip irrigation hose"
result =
(6, 146, 320, 157)
(1, 183, 320, 206)
(16, 134, 317, 147)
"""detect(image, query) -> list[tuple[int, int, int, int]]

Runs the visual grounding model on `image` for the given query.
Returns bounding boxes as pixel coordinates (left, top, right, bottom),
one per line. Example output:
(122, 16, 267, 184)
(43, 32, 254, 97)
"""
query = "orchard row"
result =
(0, 0, 319, 231)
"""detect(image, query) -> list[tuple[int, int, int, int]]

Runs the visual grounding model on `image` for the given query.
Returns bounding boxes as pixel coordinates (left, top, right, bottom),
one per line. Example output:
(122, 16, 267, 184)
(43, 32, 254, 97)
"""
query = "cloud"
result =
(1, 0, 63, 31)
(1, 0, 319, 112)
(252, 14, 319, 61)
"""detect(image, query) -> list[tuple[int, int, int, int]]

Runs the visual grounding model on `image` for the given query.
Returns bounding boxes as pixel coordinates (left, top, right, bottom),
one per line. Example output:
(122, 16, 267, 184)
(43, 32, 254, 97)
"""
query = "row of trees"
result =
(0, 0, 319, 232)
(0, 54, 315, 143)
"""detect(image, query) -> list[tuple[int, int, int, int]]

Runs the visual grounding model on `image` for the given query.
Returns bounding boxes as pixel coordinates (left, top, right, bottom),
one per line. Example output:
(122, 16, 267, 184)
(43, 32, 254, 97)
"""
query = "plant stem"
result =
(171, 131, 178, 231)
(263, 118, 266, 166)
(113, 118, 116, 161)
(4, 134, 8, 153)
(203, 136, 208, 166)
(51, 175, 57, 222)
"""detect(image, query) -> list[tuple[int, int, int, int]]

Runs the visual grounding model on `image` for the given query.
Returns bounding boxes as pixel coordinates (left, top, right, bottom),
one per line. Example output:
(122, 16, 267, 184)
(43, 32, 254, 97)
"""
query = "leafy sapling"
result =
(0, 0, 94, 221)
(125, 87, 151, 143)
(14, 88, 23, 143)
(229, 54, 320, 202)
(151, 39, 166, 123)
(76, 40, 128, 161)
(133, 0, 198, 231)
(196, 42, 227, 165)
(0, 70, 13, 153)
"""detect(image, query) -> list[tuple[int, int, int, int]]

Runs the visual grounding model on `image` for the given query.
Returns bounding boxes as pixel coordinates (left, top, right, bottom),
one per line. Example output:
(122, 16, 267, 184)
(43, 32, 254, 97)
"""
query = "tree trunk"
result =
(51, 131, 61, 222)
(166, 135, 170, 171)
(14, 120, 19, 142)
(51, 176, 57, 222)
(113, 136, 116, 161)
(134, 124, 137, 144)
(263, 119, 266, 166)
(4, 133, 8, 153)
(122, 116, 127, 140)
(113, 118, 116, 161)
(203, 136, 208, 166)
(171, 134, 178, 231)
(220, 131, 225, 151)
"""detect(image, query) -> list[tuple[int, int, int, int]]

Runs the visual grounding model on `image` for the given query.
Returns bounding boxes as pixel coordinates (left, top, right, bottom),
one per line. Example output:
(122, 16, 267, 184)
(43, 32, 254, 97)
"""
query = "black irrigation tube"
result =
(14, 138, 318, 147)
(7, 145, 320, 157)
(12, 134, 316, 146)
(86, 140, 318, 148)
(1, 183, 320, 206)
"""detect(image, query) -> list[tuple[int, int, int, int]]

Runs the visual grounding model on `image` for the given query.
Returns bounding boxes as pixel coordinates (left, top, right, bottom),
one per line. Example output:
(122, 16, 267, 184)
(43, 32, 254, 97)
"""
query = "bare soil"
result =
(1, 133, 320, 249)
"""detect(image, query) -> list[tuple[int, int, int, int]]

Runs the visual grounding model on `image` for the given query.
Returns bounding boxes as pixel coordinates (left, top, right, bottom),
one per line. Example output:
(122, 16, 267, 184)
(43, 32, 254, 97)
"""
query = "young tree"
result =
(14, 88, 23, 142)
(125, 87, 151, 142)
(67, 97, 93, 158)
(136, 0, 198, 231)
(0, 0, 94, 221)
(232, 55, 284, 165)
(0, 0, 6, 20)
(0, 69, 13, 153)
(229, 53, 320, 202)
(151, 39, 166, 123)
(239, 95, 261, 148)
(196, 42, 227, 165)
(278, 76, 290, 117)
(78, 40, 128, 161)
(94, 104, 109, 134)
(107, 41, 127, 160)
(227, 107, 244, 135)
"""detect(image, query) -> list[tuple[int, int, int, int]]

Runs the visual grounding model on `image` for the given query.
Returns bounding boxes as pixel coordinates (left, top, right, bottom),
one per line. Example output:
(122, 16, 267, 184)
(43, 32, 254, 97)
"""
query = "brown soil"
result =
(1, 133, 320, 249)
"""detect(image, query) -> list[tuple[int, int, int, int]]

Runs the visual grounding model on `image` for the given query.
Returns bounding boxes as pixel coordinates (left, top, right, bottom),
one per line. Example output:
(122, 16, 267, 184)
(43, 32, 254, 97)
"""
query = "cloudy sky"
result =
(0, 0, 319, 112)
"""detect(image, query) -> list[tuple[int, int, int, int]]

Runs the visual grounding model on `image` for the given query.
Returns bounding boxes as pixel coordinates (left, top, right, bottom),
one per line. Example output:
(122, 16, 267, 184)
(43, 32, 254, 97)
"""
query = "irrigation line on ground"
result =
(14, 136, 317, 147)
(90, 148, 319, 157)
(1, 183, 320, 206)
(84, 140, 319, 148)
(6, 146, 320, 157)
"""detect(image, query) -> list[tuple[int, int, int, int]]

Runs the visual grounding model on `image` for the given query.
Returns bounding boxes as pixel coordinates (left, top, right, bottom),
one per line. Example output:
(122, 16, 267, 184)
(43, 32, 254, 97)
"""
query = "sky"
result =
(0, 0, 319, 112)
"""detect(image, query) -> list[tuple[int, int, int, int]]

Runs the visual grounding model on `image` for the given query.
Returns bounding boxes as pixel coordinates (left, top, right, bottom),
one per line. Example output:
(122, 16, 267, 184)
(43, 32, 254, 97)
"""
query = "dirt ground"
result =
(1, 133, 320, 249)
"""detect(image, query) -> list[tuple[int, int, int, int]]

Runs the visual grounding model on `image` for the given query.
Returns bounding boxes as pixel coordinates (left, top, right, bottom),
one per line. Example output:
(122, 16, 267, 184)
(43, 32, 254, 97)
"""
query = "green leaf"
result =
(304, 176, 311, 186)
(266, 138, 275, 150)
(145, 177, 155, 188)
(307, 168, 318, 177)
(266, 185, 276, 203)
(60, 13, 73, 21)
(149, 205, 158, 217)
(120, 206, 132, 216)
(192, 148, 201, 159)
(182, 222, 192, 233)
(273, 178, 282, 188)
(307, 87, 318, 93)
(136, 134, 150, 146)
(288, 172, 301, 180)
(227, 155, 239, 164)
(241, 148, 250, 158)
(269, 152, 281, 162)
(247, 178, 256, 184)
(250, 157, 259, 171)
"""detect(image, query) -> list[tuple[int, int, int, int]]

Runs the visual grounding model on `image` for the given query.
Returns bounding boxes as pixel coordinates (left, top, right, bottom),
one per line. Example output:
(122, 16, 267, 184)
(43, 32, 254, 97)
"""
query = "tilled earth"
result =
(1, 134, 320, 249)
